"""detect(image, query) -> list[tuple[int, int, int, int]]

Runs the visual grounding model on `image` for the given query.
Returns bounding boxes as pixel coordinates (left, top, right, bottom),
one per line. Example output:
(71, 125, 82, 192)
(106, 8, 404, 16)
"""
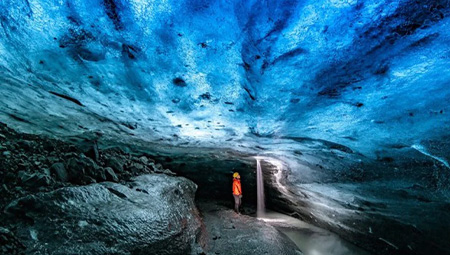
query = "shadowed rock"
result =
(50, 163, 68, 182)
(4, 175, 201, 254)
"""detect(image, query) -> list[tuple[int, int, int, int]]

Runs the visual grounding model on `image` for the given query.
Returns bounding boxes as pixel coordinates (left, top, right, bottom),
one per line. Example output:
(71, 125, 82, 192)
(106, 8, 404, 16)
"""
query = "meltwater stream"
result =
(256, 159, 265, 218)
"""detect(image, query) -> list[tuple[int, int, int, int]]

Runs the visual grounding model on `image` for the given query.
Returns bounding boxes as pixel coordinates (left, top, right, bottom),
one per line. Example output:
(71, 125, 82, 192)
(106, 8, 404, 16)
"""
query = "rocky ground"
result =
(0, 122, 195, 254)
(196, 201, 302, 255)
(0, 120, 174, 208)
(0, 122, 176, 210)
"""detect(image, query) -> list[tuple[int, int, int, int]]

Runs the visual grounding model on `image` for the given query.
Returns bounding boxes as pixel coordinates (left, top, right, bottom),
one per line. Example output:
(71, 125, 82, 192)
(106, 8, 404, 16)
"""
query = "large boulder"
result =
(105, 157, 124, 173)
(84, 144, 99, 162)
(50, 163, 68, 182)
(104, 167, 118, 182)
(65, 156, 101, 184)
(18, 171, 51, 188)
(139, 156, 149, 165)
(95, 167, 107, 182)
(65, 157, 85, 184)
(78, 156, 100, 178)
(4, 174, 201, 254)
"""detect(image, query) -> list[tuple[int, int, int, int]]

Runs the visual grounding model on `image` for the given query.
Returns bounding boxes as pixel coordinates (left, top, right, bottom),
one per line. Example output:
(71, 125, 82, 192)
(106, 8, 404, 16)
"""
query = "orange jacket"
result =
(232, 179, 242, 195)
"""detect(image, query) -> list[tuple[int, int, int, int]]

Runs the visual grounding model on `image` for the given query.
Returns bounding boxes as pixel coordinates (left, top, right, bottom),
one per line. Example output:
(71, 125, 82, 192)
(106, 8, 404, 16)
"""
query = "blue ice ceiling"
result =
(0, 0, 449, 158)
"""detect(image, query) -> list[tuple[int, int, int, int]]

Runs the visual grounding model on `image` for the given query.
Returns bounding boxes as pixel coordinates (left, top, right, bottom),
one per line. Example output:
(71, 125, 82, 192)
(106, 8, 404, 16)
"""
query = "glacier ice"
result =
(0, 0, 448, 159)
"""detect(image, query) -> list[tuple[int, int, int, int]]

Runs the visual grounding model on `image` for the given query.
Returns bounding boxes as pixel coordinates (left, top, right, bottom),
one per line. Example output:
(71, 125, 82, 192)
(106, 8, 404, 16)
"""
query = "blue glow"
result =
(0, 0, 448, 158)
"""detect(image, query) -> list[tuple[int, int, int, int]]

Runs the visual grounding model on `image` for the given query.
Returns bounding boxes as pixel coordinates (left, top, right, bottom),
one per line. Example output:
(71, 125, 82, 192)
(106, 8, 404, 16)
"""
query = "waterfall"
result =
(257, 159, 265, 217)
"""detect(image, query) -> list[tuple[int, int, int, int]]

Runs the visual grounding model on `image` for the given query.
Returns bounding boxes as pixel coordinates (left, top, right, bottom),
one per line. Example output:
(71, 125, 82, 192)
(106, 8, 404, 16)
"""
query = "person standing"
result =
(232, 172, 242, 214)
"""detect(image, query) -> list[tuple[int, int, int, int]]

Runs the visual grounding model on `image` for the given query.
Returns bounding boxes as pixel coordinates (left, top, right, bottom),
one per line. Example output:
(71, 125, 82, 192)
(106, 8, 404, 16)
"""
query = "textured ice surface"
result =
(0, 0, 449, 159)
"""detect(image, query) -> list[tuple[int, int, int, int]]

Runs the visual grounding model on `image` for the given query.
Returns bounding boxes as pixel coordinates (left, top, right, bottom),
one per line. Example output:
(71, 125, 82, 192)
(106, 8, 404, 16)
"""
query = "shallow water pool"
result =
(259, 211, 371, 255)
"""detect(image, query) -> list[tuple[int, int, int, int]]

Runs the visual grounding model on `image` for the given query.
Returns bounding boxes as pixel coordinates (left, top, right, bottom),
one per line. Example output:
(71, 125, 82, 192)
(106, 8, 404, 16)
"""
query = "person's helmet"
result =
(233, 172, 240, 178)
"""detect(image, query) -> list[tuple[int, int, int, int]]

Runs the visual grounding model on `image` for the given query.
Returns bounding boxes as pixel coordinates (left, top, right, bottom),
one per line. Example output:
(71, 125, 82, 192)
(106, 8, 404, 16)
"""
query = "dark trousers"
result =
(233, 194, 241, 212)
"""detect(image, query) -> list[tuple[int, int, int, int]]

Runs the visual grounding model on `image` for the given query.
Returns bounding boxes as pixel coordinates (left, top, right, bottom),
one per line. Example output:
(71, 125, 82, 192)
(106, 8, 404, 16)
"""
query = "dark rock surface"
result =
(105, 157, 125, 174)
(104, 167, 119, 182)
(0, 122, 164, 211)
(50, 163, 68, 182)
(4, 174, 201, 255)
(0, 227, 25, 255)
(18, 171, 51, 188)
(0, 123, 204, 254)
(197, 201, 302, 255)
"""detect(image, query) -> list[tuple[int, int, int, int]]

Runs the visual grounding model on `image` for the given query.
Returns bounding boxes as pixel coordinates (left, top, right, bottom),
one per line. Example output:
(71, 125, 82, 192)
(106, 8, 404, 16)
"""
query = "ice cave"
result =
(0, 0, 449, 254)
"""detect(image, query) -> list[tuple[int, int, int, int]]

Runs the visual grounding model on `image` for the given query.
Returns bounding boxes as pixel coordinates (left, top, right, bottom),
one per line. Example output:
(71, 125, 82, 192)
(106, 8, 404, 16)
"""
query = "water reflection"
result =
(260, 211, 370, 255)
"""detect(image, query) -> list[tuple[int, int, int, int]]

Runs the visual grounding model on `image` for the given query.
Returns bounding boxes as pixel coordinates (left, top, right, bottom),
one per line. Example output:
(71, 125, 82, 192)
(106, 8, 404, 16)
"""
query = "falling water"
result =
(256, 159, 265, 217)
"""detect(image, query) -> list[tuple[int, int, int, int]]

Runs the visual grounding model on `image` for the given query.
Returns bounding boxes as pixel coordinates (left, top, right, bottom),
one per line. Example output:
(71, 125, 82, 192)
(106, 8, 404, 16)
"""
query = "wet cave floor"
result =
(196, 200, 370, 255)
